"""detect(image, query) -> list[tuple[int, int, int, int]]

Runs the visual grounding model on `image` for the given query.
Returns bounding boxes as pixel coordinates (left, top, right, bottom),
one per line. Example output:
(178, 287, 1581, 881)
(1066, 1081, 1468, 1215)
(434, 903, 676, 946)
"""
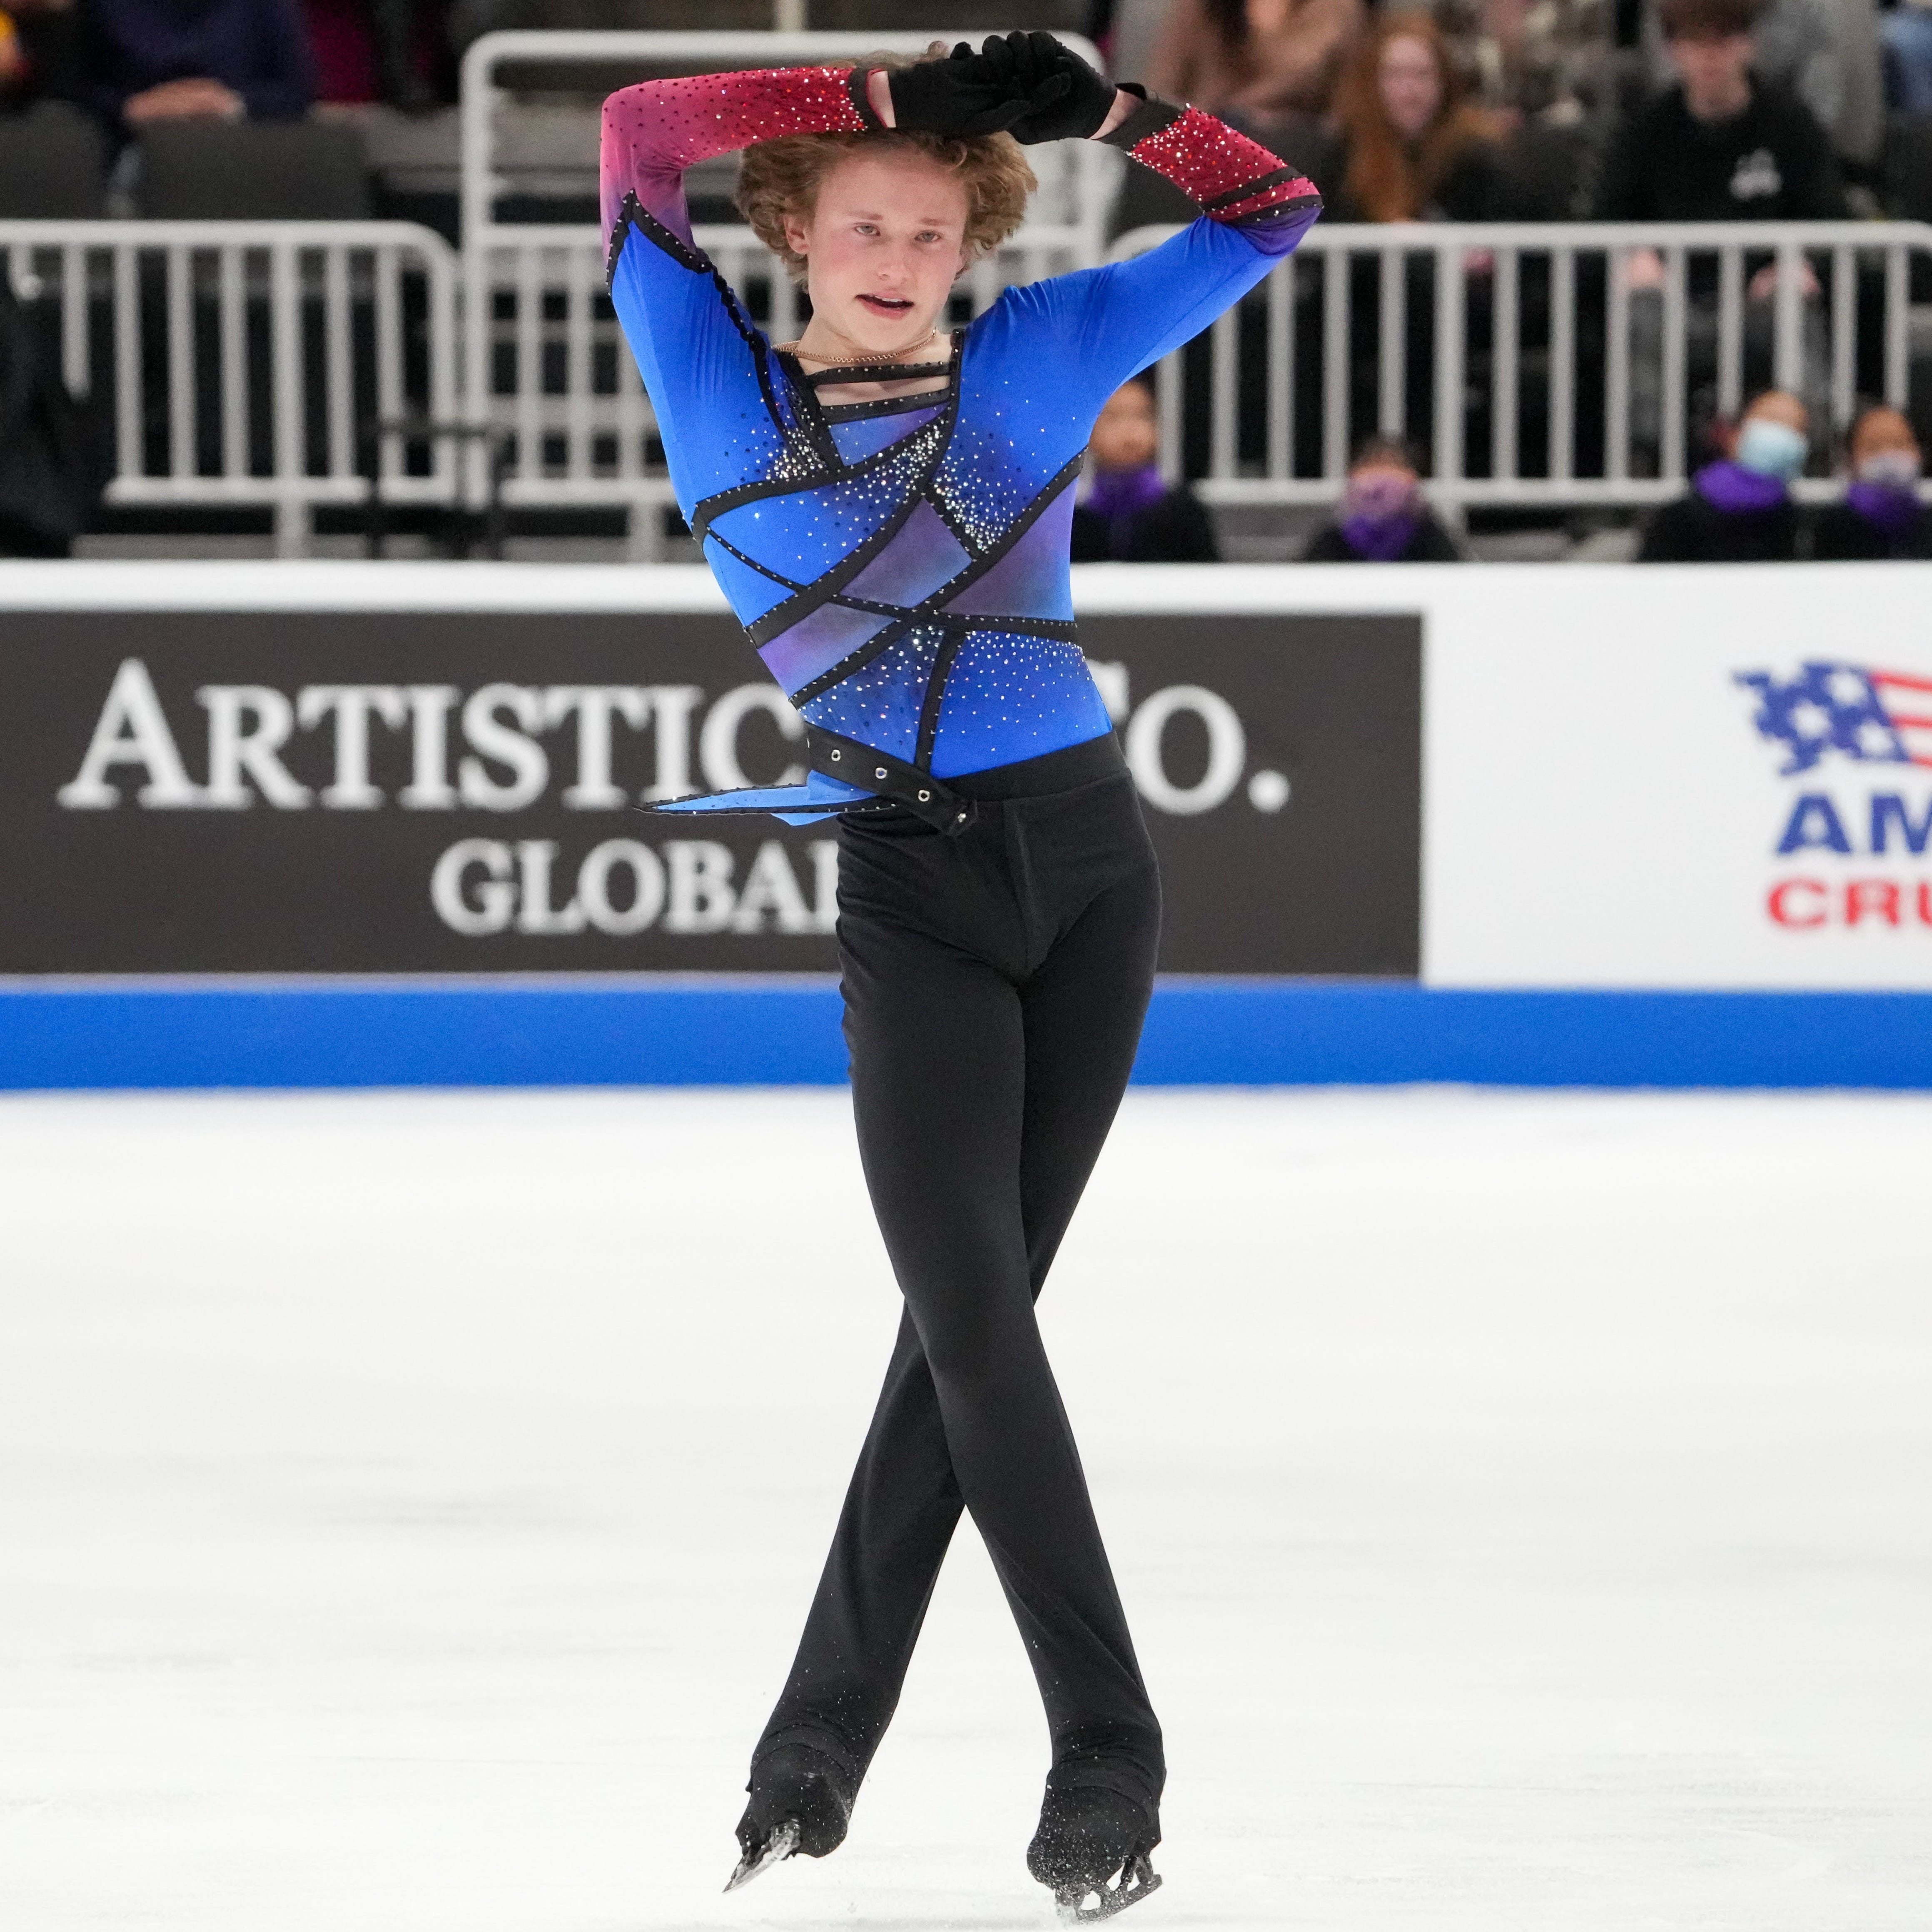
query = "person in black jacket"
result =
(1598, 0, 1846, 460)
(1069, 376, 1220, 562)
(1638, 387, 1807, 560)
(1302, 435, 1463, 561)
(1597, 0, 1845, 227)
(1812, 404, 1932, 559)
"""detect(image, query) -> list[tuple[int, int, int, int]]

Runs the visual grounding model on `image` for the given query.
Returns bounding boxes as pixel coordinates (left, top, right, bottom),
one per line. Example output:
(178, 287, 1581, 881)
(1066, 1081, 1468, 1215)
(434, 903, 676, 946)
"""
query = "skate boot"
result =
(724, 1741, 856, 1892)
(1027, 1764, 1163, 1924)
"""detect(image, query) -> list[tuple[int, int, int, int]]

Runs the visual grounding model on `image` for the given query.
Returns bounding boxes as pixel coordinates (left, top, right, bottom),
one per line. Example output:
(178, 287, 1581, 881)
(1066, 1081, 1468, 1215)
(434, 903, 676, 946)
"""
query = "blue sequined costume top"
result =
(601, 65, 1320, 822)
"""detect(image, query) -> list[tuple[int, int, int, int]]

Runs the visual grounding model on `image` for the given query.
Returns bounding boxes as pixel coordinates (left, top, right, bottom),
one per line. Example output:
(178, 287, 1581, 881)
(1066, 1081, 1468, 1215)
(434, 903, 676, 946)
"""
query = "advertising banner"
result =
(1420, 568, 1932, 989)
(0, 608, 1421, 978)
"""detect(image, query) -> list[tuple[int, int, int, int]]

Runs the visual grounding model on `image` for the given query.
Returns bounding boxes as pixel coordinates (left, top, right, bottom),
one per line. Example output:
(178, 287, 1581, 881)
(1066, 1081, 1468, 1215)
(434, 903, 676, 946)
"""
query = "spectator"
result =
(1302, 436, 1464, 560)
(1637, 388, 1807, 560)
(1600, 0, 1845, 223)
(1148, 0, 1363, 127)
(1812, 403, 1932, 558)
(1433, 0, 1616, 127)
(1070, 377, 1220, 562)
(0, 0, 79, 107)
(1641, 0, 1883, 166)
(72, 0, 314, 135)
(1600, 0, 1845, 456)
(1314, 10, 1509, 219)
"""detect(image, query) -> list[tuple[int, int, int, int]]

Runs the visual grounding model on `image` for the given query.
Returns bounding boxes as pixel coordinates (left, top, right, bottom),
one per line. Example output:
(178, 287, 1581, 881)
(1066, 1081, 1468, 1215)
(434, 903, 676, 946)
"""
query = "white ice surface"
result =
(1, 1088, 1929, 1932)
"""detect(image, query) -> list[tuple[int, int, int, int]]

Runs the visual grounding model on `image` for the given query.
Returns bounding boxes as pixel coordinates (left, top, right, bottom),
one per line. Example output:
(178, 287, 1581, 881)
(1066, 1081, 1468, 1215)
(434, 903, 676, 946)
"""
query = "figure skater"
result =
(599, 33, 1319, 1919)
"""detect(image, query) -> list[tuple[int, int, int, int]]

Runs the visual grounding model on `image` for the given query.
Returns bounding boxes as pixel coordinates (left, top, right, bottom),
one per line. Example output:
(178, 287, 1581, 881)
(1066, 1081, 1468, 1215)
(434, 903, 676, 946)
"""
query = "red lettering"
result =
(1920, 882, 1932, 928)
(1768, 878, 1827, 927)
(1846, 880, 1902, 927)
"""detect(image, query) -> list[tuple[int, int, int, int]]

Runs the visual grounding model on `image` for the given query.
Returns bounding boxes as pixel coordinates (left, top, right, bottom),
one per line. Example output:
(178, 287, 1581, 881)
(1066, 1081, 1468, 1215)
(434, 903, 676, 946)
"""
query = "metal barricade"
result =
(1111, 219, 1932, 514)
(456, 30, 1119, 553)
(1, 220, 459, 556)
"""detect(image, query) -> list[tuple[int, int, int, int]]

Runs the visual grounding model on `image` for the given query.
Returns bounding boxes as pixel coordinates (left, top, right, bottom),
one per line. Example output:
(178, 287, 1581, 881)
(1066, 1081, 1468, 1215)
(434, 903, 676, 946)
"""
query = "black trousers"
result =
(756, 733, 1166, 1807)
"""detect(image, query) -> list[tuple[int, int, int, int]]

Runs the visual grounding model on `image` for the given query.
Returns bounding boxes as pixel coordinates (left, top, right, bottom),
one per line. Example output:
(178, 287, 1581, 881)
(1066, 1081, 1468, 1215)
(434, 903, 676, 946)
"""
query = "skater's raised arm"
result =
(885, 33, 1321, 419)
(600, 65, 877, 252)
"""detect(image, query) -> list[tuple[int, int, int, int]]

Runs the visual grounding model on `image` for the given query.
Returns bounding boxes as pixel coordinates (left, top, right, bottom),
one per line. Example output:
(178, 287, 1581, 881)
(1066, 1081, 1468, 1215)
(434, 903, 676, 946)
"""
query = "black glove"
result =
(975, 31, 1118, 145)
(885, 34, 1117, 144)
(885, 40, 1029, 138)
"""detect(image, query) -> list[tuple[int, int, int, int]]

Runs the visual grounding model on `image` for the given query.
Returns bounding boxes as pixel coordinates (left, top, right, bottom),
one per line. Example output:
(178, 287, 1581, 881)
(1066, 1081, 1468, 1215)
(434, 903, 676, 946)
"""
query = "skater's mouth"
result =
(857, 293, 915, 315)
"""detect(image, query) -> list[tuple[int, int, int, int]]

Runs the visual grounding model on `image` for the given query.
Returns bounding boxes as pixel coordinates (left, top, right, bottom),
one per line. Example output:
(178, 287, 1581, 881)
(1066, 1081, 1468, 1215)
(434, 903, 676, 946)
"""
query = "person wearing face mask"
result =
(1070, 377, 1219, 562)
(1812, 404, 1932, 559)
(1302, 437, 1464, 561)
(1637, 388, 1807, 559)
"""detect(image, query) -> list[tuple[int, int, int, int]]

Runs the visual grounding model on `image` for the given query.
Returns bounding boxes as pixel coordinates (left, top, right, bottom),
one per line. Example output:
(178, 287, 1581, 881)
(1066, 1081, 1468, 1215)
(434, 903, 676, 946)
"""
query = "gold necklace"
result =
(778, 329, 946, 368)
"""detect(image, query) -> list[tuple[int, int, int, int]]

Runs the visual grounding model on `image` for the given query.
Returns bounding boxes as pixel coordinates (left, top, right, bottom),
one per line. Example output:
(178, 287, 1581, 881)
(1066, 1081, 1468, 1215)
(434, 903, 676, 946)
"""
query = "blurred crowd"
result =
(0, 0, 1921, 194)
(0, 0, 454, 127)
(1075, 379, 1930, 558)
(3, 0, 1930, 563)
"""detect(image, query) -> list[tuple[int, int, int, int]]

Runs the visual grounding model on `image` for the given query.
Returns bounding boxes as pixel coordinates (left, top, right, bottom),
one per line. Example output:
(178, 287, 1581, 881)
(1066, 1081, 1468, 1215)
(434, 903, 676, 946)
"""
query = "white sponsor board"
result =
(1079, 563, 1932, 988)
(1419, 567, 1932, 988)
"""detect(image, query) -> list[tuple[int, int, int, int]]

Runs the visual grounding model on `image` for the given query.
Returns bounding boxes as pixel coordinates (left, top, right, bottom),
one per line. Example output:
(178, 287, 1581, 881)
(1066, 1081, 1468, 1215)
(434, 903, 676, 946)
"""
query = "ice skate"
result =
(1028, 1773, 1163, 1923)
(723, 1742, 855, 1892)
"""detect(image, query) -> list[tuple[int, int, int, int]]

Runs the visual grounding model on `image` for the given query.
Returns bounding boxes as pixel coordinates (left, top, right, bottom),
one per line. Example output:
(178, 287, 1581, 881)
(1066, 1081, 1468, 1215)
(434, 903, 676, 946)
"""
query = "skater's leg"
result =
(840, 898, 1162, 1770)
(753, 765, 1163, 1860)
(758, 875, 1157, 1779)
(756, 1302, 964, 1775)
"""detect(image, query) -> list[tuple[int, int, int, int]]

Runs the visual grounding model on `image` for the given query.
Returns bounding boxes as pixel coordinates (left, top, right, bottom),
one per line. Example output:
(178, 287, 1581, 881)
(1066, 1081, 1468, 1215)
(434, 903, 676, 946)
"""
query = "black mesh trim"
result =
(915, 453, 1082, 613)
(741, 410, 959, 647)
(1223, 190, 1322, 229)
(1202, 165, 1301, 211)
(705, 528, 808, 596)
(758, 447, 1077, 659)
(608, 190, 710, 284)
(915, 624, 969, 770)
(800, 360, 952, 388)
(845, 64, 885, 130)
(788, 617, 916, 708)
(788, 613, 1078, 710)
(819, 390, 952, 425)
(695, 336, 961, 549)
(1099, 93, 1183, 153)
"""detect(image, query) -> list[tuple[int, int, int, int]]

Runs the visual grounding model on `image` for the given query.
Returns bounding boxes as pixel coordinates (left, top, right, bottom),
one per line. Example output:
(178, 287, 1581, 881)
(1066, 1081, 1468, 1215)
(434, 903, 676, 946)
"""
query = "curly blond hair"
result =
(736, 50, 1036, 285)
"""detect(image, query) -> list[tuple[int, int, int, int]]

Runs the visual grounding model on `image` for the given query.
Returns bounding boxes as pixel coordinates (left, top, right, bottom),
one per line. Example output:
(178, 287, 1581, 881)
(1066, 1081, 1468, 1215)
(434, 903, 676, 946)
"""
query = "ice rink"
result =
(2, 1086, 1928, 1932)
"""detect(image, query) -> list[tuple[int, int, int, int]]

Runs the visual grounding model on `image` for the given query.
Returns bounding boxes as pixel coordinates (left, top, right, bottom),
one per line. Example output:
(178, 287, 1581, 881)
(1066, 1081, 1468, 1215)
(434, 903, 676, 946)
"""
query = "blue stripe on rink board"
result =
(0, 978, 1929, 1091)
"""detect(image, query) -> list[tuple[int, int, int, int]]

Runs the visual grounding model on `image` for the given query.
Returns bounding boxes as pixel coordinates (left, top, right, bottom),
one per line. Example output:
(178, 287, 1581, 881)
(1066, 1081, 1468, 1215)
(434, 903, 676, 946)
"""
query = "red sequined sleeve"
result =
(601, 66, 877, 254)
(1101, 94, 1320, 256)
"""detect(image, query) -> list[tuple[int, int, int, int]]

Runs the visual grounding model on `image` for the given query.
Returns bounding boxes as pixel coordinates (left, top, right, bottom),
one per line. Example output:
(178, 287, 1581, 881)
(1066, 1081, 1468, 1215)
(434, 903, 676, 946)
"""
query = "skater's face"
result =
(785, 152, 971, 356)
(1379, 35, 1443, 143)
(1090, 382, 1160, 472)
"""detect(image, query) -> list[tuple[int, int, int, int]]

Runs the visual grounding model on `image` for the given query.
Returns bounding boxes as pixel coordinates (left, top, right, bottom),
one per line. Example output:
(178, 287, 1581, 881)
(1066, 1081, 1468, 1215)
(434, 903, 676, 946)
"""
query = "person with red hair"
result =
(1314, 9, 1507, 220)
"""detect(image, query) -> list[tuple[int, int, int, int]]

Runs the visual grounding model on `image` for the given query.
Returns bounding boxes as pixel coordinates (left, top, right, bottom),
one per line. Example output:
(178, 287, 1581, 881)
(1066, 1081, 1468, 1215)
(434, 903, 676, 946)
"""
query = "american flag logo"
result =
(1736, 662, 1932, 775)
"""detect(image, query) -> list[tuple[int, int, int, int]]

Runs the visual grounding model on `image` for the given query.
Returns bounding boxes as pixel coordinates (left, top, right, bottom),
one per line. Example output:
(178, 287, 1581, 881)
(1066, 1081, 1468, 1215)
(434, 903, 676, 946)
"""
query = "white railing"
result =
(1, 220, 459, 555)
(11, 206, 1930, 550)
(455, 30, 1118, 550)
(1112, 220, 1932, 512)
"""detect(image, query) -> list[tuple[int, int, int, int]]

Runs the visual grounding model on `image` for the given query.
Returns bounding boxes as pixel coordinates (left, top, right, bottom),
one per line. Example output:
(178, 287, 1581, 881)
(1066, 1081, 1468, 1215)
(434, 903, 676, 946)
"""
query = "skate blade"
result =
(725, 1817, 801, 1892)
(1055, 1856, 1162, 1924)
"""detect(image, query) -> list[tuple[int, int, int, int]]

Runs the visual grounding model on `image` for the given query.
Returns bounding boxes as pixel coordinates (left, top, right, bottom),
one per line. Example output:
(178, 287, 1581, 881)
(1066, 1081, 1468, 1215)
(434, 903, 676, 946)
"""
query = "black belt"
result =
(805, 726, 978, 835)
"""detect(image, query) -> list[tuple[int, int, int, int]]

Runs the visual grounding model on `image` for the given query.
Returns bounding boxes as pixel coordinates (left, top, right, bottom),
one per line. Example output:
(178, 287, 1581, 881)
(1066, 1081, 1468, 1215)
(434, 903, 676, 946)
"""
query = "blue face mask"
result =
(1734, 416, 1808, 481)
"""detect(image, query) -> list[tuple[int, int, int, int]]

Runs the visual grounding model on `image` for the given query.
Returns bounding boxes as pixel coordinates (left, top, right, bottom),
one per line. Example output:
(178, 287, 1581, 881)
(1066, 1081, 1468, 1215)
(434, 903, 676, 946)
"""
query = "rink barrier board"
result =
(2, 979, 1930, 1090)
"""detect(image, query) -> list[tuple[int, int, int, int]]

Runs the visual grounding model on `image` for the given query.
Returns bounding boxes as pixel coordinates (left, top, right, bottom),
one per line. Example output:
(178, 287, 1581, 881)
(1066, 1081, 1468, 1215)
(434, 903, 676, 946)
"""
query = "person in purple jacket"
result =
(1639, 389, 1807, 561)
(599, 32, 1319, 1921)
(72, 0, 313, 136)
